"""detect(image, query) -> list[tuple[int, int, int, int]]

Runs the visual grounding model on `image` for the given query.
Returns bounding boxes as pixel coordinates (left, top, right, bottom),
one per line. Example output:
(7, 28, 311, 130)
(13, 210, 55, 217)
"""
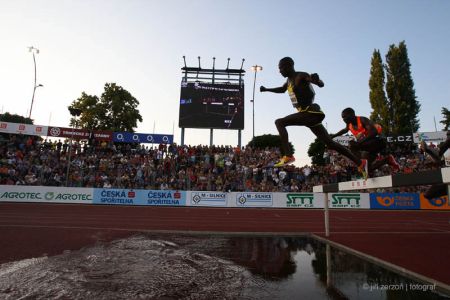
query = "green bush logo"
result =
(45, 192, 55, 200)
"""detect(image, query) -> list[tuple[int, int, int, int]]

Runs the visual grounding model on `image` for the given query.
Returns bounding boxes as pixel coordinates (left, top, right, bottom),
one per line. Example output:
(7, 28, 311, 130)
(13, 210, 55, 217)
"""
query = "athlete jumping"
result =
(420, 131, 450, 199)
(420, 131, 450, 165)
(330, 107, 400, 175)
(260, 57, 368, 177)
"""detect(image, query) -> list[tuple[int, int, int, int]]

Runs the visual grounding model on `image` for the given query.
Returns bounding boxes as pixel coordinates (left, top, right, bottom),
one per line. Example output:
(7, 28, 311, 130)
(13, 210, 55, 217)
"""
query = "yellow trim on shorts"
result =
(296, 105, 324, 114)
(297, 105, 310, 112)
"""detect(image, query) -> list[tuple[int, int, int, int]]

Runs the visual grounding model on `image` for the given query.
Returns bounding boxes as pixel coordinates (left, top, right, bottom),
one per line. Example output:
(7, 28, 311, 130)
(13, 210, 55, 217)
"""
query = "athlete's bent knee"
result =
(275, 118, 285, 128)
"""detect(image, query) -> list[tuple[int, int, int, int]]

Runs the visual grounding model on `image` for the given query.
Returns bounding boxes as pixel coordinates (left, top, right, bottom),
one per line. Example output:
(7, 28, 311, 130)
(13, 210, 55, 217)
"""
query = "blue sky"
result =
(1, 0, 449, 165)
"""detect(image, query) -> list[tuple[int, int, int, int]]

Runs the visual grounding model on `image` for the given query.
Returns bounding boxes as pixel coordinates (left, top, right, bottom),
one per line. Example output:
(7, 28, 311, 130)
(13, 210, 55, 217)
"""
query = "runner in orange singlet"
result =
(331, 107, 400, 175)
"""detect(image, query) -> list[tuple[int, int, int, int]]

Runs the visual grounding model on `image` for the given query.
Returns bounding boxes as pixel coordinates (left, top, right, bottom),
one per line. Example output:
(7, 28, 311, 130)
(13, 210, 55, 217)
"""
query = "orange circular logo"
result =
(376, 196, 395, 207)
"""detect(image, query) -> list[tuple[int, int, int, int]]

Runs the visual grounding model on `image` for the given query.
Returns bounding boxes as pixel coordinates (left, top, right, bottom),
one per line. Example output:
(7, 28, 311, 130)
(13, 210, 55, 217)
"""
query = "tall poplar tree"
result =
(385, 41, 420, 134)
(368, 49, 389, 132)
(441, 107, 450, 130)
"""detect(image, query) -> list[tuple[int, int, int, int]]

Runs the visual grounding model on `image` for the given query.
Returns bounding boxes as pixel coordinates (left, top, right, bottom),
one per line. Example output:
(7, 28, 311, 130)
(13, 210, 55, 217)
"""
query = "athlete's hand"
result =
(311, 73, 320, 81)
(355, 132, 364, 141)
(260, 86, 267, 92)
(311, 73, 324, 87)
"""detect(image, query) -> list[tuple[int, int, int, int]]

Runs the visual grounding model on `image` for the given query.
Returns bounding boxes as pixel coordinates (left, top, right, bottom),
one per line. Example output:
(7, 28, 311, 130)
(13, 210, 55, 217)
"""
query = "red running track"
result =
(0, 202, 449, 286)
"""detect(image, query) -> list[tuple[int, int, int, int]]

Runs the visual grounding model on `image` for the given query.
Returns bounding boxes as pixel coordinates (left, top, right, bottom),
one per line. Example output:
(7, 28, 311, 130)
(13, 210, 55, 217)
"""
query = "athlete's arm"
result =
(260, 82, 287, 93)
(310, 73, 325, 87)
(330, 127, 349, 139)
(295, 72, 325, 88)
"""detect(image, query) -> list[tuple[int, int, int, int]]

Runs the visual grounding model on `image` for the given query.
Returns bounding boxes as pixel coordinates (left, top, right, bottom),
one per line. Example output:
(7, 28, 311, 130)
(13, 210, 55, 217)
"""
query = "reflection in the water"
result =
(207, 236, 448, 299)
(307, 239, 448, 300)
(223, 237, 296, 279)
(0, 234, 448, 300)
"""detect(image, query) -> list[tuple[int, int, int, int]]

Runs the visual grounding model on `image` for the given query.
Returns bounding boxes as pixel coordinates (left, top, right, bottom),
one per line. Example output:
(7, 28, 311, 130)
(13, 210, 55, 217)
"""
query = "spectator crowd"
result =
(0, 133, 439, 193)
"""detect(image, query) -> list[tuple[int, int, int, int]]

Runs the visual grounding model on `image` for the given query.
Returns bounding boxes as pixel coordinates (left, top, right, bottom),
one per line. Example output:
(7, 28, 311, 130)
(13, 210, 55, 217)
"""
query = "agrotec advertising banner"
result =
(0, 185, 93, 204)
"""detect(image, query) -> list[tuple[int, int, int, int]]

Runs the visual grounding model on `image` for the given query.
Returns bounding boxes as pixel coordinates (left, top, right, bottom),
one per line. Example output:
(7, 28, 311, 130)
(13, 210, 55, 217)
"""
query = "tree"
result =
(385, 41, 420, 134)
(441, 107, 450, 130)
(247, 134, 294, 153)
(68, 83, 142, 132)
(68, 92, 103, 129)
(307, 137, 326, 166)
(369, 49, 389, 132)
(0, 112, 33, 124)
(100, 83, 143, 132)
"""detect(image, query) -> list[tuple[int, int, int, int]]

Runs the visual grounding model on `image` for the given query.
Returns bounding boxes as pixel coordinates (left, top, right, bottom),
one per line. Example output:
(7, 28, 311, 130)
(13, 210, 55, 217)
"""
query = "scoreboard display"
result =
(179, 81, 244, 129)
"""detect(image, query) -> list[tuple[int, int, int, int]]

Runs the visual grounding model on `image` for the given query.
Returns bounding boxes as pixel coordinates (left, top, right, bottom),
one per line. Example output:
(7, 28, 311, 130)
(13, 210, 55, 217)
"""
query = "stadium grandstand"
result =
(1, 130, 447, 194)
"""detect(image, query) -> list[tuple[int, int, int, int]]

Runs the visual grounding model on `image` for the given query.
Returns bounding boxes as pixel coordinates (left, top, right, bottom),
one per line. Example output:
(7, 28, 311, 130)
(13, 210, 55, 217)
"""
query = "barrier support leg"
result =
(324, 192, 330, 237)
(326, 243, 332, 287)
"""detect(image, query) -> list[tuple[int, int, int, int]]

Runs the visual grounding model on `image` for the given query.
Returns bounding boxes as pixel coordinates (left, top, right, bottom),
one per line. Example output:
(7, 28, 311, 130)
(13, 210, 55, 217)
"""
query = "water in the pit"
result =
(0, 234, 448, 299)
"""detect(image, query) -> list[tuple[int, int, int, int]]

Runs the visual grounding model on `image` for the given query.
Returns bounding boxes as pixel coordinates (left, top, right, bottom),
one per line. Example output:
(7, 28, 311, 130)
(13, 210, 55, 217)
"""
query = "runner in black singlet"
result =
(260, 57, 368, 177)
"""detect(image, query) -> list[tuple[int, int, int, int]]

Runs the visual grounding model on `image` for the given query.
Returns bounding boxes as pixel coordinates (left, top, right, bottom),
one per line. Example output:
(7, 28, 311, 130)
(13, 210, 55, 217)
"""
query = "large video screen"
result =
(178, 81, 244, 129)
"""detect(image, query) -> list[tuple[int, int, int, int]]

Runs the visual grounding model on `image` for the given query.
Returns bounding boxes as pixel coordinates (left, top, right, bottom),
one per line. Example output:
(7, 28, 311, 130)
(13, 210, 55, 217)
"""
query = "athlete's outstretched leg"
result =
(369, 154, 400, 173)
(353, 137, 399, 173)
(370, 157, 389, 171)
(310, 124, 368, 177)
(309, 124, 361, 165)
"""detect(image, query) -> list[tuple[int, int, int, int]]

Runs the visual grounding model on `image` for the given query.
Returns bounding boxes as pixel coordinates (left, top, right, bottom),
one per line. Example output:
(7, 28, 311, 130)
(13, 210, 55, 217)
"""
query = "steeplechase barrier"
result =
(313, 167, 450, 236)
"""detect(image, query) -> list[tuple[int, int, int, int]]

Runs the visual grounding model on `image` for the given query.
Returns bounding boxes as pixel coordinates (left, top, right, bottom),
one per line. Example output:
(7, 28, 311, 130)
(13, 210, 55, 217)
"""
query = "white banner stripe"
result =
(338, 176, 393, 191)
(442, 167, 450, 183)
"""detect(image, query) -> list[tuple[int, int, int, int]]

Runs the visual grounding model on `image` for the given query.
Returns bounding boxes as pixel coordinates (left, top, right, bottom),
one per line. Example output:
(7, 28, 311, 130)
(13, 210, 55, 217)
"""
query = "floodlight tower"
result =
(28, 46, 43, 119)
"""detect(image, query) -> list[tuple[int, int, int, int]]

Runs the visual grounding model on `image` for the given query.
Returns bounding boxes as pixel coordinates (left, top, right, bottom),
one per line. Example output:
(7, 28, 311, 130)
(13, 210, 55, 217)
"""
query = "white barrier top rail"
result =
(313, 167, 450, 193)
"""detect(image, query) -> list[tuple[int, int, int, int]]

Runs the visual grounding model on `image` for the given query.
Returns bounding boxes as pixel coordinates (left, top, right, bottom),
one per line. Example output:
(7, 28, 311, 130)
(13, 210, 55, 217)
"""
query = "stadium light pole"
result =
(251, 65, 262, 146)
(28, 46, 43, 119)
(66, 107, 82, 187)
